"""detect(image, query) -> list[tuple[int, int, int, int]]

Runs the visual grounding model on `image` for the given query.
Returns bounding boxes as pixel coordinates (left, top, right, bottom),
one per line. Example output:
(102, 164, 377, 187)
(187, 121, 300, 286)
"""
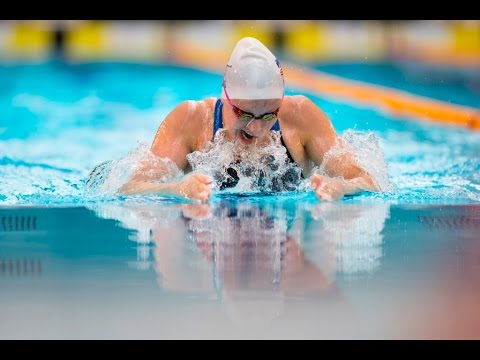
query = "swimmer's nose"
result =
(243, 118, 266, 136)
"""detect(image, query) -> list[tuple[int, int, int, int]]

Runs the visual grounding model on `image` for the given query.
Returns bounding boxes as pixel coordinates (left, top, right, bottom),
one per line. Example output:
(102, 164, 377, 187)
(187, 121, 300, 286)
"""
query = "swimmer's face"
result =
(226, 98, 283, 145)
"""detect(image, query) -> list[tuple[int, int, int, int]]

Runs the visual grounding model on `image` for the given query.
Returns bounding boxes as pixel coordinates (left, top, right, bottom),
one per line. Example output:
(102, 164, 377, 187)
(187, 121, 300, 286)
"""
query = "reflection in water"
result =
(0, 258, 42, 277)
(305, 203, 390, 280)
(88, 198, 390, 326)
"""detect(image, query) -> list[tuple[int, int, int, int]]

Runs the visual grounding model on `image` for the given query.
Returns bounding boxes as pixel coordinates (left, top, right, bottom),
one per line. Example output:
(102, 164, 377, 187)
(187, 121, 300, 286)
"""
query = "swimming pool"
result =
(1, 61, 480, 339)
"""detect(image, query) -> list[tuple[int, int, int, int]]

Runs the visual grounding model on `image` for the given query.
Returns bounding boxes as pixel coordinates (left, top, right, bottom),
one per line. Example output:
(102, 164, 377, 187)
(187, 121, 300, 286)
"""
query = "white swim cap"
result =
(223, 37, 284, 100)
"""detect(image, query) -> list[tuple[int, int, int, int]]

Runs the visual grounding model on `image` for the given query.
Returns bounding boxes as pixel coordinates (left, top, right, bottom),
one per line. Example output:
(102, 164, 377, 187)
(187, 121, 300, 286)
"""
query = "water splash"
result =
(187, 130, 305, 194)
(84, 142, 184, 197)
(313, 130, 394, 193)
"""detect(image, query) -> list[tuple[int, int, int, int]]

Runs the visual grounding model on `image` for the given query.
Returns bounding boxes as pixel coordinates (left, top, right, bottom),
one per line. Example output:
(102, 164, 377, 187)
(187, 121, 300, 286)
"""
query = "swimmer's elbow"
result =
(345, 167, 380, 192)
(359, 174, 380, 192)
(118, 178, 151, 195)
(118, 181, 138, 195)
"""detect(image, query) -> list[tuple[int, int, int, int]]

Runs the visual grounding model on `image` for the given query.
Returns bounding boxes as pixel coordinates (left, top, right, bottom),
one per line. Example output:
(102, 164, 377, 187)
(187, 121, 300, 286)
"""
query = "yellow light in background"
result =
(284, 21, 326, 62)
(452, 21, 480, 54)
(8, 21, 52, 59)
(65, 21, 106, 61)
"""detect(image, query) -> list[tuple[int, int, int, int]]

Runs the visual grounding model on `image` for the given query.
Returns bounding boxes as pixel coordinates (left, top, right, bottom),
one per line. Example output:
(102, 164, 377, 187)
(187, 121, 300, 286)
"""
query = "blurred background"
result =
(1, 20, 478, 124)
(0, 20, 479, 68)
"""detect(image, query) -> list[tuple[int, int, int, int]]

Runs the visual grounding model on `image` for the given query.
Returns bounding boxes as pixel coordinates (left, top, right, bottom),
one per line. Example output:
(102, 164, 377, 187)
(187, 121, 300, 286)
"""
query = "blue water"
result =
(1, 61, 479, 205)
(1, 199, 480, 339)
(314, 61, 480, 108)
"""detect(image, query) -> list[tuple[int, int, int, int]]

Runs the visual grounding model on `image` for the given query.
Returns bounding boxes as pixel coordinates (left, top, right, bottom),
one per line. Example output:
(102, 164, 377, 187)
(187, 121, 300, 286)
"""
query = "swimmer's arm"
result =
(317, 150, 379, 192)
(300, 98, 379, 200)
(118, 101, 198, 194)
(119, 101, 213, 201)
(150, 100, 197, 169)
(120, 172, 213, 202)
(119, 180, 180, 196)
(310, 173, 377, 202)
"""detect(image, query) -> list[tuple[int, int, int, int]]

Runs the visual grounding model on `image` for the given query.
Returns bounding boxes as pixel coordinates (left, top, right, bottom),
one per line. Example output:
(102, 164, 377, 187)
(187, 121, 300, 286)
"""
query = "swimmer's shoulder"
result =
(279, 95, 309, 117)
(279, 95, 330, 127)
(171, 98, 216, 125)
(203, 97, 218, 107)
(278, 95, 310, 128)
(183, 97, 217, 118)
(181, 98, 218, 150)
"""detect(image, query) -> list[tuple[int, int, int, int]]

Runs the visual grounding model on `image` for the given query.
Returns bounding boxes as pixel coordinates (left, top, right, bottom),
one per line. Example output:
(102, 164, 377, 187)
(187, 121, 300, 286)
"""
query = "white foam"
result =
(187, 129, 305, 194)
(313, 130, 394, 193)
(84, 142, 184, 197)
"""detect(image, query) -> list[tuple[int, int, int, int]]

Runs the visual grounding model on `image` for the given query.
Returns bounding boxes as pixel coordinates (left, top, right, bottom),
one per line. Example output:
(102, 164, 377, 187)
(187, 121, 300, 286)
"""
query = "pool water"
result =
(314, 61, 480, 108)
(1, 200, 479, 339)
(1, 61, 480, 339)
(1, 61, 479, 205)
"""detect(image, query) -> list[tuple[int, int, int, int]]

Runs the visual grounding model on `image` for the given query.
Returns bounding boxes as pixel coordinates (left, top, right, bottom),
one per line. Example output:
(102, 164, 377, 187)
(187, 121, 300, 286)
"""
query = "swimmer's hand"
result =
(311, 174, 346, 202)
(311, 174, 377, 202)
(175, 173, 213, 202)
(181, 204, 212, 220)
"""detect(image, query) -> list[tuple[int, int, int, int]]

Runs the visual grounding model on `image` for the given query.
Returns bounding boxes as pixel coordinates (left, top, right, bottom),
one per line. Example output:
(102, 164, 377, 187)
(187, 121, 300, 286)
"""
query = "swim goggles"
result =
(222, 81, 281, 122)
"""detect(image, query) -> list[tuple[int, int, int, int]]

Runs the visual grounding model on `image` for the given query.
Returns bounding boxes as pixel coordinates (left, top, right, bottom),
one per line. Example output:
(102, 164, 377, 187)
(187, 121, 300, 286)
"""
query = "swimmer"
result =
(119, 37, 380, 202)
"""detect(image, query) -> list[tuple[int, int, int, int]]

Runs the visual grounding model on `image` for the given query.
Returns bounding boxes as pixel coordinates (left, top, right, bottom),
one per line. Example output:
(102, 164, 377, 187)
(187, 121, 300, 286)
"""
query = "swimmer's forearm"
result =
(119, 173, 212, 202)
(341, 176, 379, 195)
(118, 181, 182, 197)
(311, 173, 379, 202)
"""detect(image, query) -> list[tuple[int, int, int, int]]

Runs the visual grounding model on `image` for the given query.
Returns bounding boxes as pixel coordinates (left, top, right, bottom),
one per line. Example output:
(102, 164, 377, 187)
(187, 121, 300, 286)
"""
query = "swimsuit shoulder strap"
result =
(271, 120, 280, 132)
(213, 98, 223, 139)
